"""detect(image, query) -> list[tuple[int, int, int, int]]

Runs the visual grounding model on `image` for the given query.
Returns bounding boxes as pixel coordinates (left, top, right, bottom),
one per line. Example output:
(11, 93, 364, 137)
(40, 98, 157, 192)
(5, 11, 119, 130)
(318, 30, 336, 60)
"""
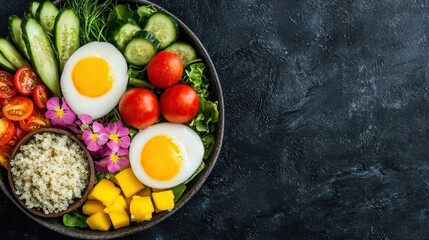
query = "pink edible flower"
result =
(45, 97, 76, 127)
(100, 147, 129, 173)
(94, 161, 109, 173)
(78, 114, 93, 130)
(105, 121, 130, 152)
(82, 122, 108, 152)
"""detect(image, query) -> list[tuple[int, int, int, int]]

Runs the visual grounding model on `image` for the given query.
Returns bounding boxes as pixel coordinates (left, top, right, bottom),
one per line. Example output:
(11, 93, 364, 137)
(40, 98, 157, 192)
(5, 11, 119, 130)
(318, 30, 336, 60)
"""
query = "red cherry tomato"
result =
(0, 117, 16, 146)
(0, 144, 13, 168)
(0, 71, 17, 99)
(13, 121, 27, 140)
(19, 107, 51, 133)
(119, 88, 160, 129)
(160, 84, 200, 123)
(2, 96, 34, 121)
(147, 51, 183, 88)
(14, 66, 41, 95)
(33, 84, 49, 108)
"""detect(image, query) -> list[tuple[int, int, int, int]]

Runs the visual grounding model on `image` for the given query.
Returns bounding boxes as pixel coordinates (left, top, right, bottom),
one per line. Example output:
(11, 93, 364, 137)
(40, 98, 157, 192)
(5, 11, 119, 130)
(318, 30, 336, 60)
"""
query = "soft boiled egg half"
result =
(130, 123, 204, 189)
(61, 42, 128, 119)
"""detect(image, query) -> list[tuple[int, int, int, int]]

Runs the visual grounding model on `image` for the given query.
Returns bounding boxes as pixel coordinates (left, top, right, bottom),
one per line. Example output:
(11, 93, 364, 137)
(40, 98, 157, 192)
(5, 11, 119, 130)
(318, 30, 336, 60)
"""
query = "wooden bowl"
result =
(7, 128, 95, 218)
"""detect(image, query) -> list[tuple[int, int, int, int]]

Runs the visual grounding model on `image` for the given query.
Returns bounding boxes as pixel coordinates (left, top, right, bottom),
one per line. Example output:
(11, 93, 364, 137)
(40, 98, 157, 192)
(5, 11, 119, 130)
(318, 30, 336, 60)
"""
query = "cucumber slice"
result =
(22, 17, 60, 97)
(143, 12, 178, 49)
(30, 2, 40, 17)
(0, 38, 30, 69)
(124, 31, 160, 66)
(54, 8, 80, 71)
(165, 42, 197, 64)
(36, 1, 59, 33)
(0, 52, 16, 72)
(8, 16, 30, 59)
(107, 18, 141, 52)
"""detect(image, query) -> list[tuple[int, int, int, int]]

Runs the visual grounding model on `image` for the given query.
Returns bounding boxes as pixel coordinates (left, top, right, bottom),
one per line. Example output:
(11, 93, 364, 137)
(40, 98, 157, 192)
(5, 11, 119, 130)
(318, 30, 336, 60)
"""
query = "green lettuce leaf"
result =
(183, 162, 205, 185)
(183, 62, 209, 99)
(190, 98, 219, 134)
(63, 211, 88, 228)
(108, 4, 134, 21)
(201, 134, 215, 159)
(136, 5, 157, 24)
(171, 184, 186, 203)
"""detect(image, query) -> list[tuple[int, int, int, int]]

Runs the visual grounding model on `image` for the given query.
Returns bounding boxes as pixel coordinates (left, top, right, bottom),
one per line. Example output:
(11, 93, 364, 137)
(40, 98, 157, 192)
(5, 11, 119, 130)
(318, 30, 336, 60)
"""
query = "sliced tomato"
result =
(19, 107, 51, 132)
(14, 66, 41, 96)
(2, 96, 34, 121)
(0, 71, 17, 99)
(0, 144, 13, 168)
(0, 117, 16, 146)
(0, 97, 11, 107)
(13, 121, 27, 140)
(33, 84, 49, 108)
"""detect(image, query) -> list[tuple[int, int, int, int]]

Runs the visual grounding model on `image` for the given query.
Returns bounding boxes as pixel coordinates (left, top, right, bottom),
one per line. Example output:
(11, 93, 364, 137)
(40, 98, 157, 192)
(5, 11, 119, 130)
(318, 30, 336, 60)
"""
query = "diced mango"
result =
(109, 175, 119, 186)
(88, 179, 121, 206)
(104, 195, 127, 214)
(130, 196, 154, 222)
(115, 168, 145, 198)
(86, 211, 111, 231)
(136, 187, 152, 197)
(83, 200, 105, 216)
(108, 209, 130, 229)
(152, 190, 175, 212)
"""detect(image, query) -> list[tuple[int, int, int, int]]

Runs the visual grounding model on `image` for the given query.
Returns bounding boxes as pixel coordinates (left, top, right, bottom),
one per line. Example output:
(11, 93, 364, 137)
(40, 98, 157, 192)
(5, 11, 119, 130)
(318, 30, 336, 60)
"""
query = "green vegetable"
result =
(63, 211, 88, 228)
(65, 0, 113, 44)
(128, 77, 154, 90)
(171, 184, 186, 203)
(190, 98, 219, 134)
(136, 5, 157, 24)
(201, 134, 215, 159)
(108, 4, 134, 22)
(182, 62, 209, 98)
(183, 162, 205, 185)
(95, 172, 115, 183)
(128, 64, 147, 79)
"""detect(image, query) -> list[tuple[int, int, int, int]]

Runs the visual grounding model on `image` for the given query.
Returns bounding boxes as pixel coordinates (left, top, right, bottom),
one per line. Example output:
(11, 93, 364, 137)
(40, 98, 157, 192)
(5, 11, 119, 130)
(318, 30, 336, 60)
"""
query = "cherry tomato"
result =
(119, 88, 160, 129)
(160, 84, 200, 123)
(19, 107, 51, 132)
(14, 66, 41, 95)
(33, 84, 49, 108)
(13, 121, 27, 140)
(0, 97, 11, 107)
(147, 51, 183, 88)
(2, 96, 34, 121)
(0, 144, 13, 168)
(0, 117, 16, 146)
(0, 71, 17, 99)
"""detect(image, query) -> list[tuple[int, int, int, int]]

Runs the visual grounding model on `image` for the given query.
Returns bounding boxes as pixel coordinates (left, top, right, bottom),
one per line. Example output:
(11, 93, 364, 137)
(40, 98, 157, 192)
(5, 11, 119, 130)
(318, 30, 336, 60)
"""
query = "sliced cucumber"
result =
(22, 17, 60, 97)
(36, 1, 59, 33)
(165, 42, 197, 64)
(54, 8, 80, 71)
(0, 38, 30, 69)
(143, 12, 178, 49)
(107, 18, 141, 52)
(30, 2, 40, 17)
(8, 16, 30, 59)
(124, 31, 160, 66)
(0, 52, 16, 72)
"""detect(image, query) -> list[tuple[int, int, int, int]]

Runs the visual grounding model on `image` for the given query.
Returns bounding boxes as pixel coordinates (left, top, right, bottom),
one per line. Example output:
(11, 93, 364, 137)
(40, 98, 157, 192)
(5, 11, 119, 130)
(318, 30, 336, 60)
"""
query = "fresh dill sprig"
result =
(64, 0, 113, 44)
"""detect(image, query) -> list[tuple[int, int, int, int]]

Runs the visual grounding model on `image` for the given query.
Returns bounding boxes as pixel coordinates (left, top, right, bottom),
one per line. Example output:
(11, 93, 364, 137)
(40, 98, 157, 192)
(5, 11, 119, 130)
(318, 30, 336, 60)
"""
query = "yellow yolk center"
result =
(140, 136, 183, 181)
(72, 56, 113, 97)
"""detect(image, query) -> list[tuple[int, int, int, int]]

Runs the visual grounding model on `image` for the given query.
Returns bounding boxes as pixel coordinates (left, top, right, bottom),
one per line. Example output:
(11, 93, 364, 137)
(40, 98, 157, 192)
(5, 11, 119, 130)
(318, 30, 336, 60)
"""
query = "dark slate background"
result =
(1, 0, 429, 239)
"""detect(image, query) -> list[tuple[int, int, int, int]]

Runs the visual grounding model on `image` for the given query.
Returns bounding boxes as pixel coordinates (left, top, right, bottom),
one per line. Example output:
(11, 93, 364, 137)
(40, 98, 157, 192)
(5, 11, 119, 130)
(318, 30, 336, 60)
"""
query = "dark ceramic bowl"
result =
(7, 128, 95, 218)
(0, 0, 224, 239)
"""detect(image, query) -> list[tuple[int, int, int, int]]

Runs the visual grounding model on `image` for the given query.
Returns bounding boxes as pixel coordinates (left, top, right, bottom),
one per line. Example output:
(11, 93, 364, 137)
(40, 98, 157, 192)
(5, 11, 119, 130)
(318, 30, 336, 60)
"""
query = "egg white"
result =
(130, 123, 204, 189)
(60, 42, 128, 119)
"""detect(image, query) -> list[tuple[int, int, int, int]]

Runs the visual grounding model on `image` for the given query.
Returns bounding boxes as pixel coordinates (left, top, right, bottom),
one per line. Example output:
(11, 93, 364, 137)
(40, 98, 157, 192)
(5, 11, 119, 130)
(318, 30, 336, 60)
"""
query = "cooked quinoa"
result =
(10, 132, 89, 214)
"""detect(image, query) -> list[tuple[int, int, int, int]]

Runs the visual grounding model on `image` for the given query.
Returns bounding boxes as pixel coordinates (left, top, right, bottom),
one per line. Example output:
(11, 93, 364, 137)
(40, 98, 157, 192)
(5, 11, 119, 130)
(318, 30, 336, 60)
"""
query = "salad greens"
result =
(63, 211, 89, 228)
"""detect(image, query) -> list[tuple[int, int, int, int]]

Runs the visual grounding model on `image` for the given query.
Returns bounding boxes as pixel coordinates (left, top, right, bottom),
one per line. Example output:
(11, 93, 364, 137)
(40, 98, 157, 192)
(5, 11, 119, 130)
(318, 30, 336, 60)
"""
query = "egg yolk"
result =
(140, 136, 183, 181)
(72, 56, 113, 97)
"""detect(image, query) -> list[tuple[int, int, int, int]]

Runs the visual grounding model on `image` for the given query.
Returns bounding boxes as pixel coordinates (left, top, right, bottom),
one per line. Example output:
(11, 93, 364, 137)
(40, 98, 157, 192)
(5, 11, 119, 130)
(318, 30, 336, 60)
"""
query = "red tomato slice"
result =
(13, 121, 27, 140)
(0, 71, 17, 99)
(0, 117, 16, 146)
(19, 107, 51, 132)
(0, 144, 13, 168)
(14, 66, 41, 96)
(2, 96, 34, 121)
(33, 84, 49, 109)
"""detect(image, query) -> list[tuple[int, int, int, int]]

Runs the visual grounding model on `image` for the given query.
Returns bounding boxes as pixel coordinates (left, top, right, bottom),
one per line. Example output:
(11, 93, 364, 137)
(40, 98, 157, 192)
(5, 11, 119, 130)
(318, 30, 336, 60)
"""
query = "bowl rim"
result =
(7, 127, 96, 218)
(0, 0, 224, 238)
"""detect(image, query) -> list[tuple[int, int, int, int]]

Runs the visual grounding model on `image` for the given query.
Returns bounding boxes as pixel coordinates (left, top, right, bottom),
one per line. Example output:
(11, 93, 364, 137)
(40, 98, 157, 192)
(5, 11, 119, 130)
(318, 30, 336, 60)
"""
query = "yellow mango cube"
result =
(115, 168, 145, 198)
(108, 209, 130, 229)
(130, 196, 154, 222)
(88, 179, 121, 206)
(82, 200, 105, 216)
(152, 190, 174, 211)
(104, 195, 128, 214)
(136, 187, 152, 197)
(109, 175, 119, 186)
(86, 211, 111, 231)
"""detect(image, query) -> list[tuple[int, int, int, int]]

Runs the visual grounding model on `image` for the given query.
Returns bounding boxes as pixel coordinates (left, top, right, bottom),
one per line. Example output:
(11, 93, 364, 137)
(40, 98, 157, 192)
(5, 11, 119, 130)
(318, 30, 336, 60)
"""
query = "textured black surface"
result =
(1, 0, 429, 239)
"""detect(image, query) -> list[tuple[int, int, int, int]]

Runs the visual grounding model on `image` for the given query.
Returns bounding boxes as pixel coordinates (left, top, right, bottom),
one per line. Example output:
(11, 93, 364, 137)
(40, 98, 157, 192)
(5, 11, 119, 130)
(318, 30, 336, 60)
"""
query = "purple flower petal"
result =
(82, 129, 93, 142)
(93, 122, 105, 134)
(46, 97, 60, 111)
(97, 132, 109, 145)
(117, 157, 129, 167)
(107, 163, 120, 173)
(62, 110, 76, 124)
(87, 141, 100, 152)
(119, 136, 130, 148)
(78, 114, 93, 125)
(118, 147, 129, 156)
(106, 122, 118, 134)
(94, 161, 109, 173)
